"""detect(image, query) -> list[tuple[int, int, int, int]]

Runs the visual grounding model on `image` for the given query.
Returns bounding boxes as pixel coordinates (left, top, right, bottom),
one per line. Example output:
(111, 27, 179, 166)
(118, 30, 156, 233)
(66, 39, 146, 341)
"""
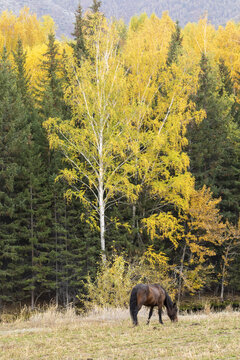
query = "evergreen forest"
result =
(0, 2, 240, 311)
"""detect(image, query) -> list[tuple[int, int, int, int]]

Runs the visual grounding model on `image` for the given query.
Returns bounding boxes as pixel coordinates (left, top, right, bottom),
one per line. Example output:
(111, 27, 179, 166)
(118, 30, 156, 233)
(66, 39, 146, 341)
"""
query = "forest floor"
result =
(0, 307, 240, 359)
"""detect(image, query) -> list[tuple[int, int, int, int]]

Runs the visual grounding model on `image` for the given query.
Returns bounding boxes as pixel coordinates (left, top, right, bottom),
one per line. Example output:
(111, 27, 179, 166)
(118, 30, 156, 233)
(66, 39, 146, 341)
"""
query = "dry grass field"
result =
(0, 307, 240, 359)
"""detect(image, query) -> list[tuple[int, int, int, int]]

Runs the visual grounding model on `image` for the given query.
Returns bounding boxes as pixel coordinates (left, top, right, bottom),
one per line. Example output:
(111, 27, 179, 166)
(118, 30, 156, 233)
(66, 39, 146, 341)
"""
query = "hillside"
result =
(0, 0, 239, 38)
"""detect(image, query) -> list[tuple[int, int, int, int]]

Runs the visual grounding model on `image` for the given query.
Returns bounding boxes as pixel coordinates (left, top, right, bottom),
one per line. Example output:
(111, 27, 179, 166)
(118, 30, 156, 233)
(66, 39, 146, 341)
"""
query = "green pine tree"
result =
(71, 3, 87, 63)
(90, 0, 101, 13)
(218, 58, 234, 96)
(13, 38, 31, 107)
(166, 21, 183, 67)
(187, 53, 240, 222)
(12, 38, 55, 307)
(0, 47, 30, 307)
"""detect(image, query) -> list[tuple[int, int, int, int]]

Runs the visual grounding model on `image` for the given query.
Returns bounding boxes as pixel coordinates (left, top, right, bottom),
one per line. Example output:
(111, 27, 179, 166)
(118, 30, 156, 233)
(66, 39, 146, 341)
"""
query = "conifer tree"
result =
(232, 71, 240, 126)
(90, 0, 101, 13)
(13, 38, 31, 106)
(187, 53, 240, 221)
(40, 32, 67, 118)
(0, 47, 30, 306)
(37, 31, 96, 305)
(85, 0, 104, 40)
(218, 58, 233, 97)
(71, 3, 86, 64)
(12, 37, 56, 307)
(166, 21, 183, 67)
(39, 32, 68, 305)
(188, 53, 228, 188)
(217, 59, 240, 222)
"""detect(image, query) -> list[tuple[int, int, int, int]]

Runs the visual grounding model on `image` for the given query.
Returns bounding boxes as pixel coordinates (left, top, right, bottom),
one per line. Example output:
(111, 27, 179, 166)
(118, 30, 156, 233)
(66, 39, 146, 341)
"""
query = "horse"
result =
(129, 283, 178, 326)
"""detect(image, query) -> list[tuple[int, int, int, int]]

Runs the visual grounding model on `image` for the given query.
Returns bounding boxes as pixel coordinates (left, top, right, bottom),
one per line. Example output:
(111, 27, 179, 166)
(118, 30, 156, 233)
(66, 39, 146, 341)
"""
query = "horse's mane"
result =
(163, 288, 174, 310)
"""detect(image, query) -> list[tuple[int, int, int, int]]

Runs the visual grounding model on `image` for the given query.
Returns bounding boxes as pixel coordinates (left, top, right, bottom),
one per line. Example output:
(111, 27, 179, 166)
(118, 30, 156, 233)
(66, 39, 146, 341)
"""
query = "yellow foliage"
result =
(215, 21, 240, 95)
(82, 251, 175, 308)
(182, 264, 214, 294)
(83, 254, 133, 308)
(142, 212, 183, 248)
(183, 16, 216, 59)
(139, 246, 176, 298)
(143, 185, 225, 297)
(142, 245, 169, 269)
(0, 7, 55, 51)
(124, 12, 175, 106)
(25, 43, 47, 92)
(27, 40, 71, 95)
(218, 220, 240, 288)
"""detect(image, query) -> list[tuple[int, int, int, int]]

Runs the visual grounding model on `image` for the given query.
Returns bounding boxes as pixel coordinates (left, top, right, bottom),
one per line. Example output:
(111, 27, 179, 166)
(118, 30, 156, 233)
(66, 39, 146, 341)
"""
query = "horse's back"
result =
(132, 283, 149, 291)
(149, 284, 166, 305)
(131, 283, 166, 307)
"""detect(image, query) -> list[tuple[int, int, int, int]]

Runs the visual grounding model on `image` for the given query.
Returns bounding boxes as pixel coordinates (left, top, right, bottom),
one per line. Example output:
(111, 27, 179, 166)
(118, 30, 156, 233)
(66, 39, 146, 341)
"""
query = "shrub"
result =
(80, 248, 174, 309)
(82, 254, 133, 309)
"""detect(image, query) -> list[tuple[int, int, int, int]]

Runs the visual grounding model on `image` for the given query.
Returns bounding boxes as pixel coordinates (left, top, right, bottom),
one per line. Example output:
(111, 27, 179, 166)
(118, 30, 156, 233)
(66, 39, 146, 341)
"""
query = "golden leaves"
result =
(0, 7, 54, 51)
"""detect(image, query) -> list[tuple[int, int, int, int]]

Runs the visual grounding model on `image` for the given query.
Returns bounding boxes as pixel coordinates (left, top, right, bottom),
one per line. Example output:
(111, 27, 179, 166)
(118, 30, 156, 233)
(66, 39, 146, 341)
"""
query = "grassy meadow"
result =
(0, 307, 240, 359)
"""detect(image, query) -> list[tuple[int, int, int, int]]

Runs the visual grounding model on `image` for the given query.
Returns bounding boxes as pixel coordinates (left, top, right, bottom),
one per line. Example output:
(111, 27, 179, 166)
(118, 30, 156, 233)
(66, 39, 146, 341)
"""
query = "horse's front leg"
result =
(158, 306, 163, 324)
(146, 306, 154, 325)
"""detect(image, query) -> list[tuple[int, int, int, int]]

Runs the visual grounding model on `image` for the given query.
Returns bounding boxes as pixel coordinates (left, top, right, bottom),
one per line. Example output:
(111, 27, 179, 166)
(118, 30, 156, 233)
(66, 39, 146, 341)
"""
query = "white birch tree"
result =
(44, 20, 150, 260)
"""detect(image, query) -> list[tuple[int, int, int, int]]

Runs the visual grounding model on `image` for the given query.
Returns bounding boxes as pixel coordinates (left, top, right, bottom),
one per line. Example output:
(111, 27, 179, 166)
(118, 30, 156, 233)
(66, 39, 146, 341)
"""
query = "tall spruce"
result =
(85, 0, 104, 40)
(13, 38, 31, 107)
(166, 21, 183, 67)
(40, 32, 68, 305)
(72, 3, 86, 63)
(40, 32, 67, 118)
(187, 53, 240, 222)
(217, 58, 240, 222)
(37, 31, 98, 305)
(90, 0, 101, 13)
(218, 58, 234, 97)
(233, 71, 240, 126)
(0, 47, 30, 306)
(13, 38, 56, 308)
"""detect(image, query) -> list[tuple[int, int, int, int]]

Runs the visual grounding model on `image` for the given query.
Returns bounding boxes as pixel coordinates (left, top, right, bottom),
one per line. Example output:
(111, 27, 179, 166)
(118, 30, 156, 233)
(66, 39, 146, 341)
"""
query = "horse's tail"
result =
(129, 285, 139, 325)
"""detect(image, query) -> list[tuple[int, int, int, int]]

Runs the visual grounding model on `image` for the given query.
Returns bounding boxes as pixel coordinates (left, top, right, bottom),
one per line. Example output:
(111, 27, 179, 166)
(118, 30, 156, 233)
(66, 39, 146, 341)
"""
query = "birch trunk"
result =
(220, 263, 226, 301)
(99, 128, 106, 262)
(177, 243, 187, 304)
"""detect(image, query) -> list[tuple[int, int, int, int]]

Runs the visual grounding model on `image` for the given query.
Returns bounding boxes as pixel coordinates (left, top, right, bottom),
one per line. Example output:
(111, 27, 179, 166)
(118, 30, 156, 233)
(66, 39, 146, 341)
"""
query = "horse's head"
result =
(167, 302, 178, 322)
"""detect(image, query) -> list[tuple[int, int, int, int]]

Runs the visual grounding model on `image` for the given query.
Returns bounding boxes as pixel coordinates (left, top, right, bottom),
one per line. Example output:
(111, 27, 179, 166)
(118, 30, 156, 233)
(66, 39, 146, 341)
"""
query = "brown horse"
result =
(129, 283, 178, 326)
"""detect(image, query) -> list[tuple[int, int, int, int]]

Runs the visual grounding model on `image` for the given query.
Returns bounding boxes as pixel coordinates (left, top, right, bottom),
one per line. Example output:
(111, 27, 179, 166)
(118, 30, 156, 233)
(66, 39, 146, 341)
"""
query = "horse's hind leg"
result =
(158, 307, 163, 324)
(132, 309, 139, 326)
(146, 307, 154, 325)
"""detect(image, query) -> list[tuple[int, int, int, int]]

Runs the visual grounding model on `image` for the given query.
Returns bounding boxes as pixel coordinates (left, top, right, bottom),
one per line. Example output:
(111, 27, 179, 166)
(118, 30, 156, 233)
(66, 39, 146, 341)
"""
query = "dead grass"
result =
(0, 307, 240, 359)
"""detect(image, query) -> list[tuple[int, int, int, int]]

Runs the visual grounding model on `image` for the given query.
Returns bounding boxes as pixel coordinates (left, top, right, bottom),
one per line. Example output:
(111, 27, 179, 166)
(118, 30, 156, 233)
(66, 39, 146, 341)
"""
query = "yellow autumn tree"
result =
(177, 187, 225, 300)
(183, 15, 217, 60)
(44, 18, 141, 261)
(0, 7, 55, 51)
(144, 186, 225, 303)
(215, 21, 240, 95)
(124, 13, 204, 243)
